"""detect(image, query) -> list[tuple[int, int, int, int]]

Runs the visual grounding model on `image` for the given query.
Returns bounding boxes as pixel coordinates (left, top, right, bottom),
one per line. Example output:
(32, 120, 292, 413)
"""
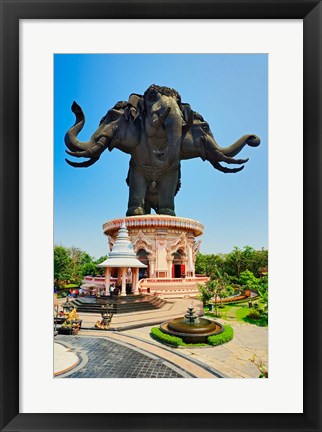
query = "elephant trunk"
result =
(64, 101, 98, 152)
(163, 110, 184, 167)
(213, 134, 261, 157)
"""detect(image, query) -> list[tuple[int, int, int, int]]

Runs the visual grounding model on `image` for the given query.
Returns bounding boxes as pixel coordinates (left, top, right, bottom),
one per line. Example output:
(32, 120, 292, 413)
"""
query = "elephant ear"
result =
(128, 93, 144, 120)
(124, 106, 138, 122)
(180, 103, 193, 123)
(128, 93, 141, 109)
(181, 103, 194, 132)
(136, 97, 145, 116)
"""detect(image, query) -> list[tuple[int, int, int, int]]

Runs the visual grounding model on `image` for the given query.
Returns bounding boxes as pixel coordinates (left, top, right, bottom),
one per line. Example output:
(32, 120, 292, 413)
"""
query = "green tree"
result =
(95, 255, 109, 276)
(195, 252, 207, 275)
(257, 275, 268, 313)
(239, 269, 260, 292)
(224, 246, 243, 277)
(81, 262, 98, 277)
(195, 252, 226, 277)
(198, 282, 215, 306)
(65, 247, 84, 283)
(211, 268, 231, 313)
(54, 245, 71, 287)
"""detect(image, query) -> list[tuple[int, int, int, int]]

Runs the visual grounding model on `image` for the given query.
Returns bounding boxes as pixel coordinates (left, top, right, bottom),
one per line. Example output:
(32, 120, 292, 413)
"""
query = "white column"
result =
(188, 243, 193, 276)
(149, 259, 155, 278)
(120, 267, 127, 296)
(167, 260, 172, 278)
(104, 267, 111, 296)
(133, 268, 140, 295)
(131, 268, 135, 294)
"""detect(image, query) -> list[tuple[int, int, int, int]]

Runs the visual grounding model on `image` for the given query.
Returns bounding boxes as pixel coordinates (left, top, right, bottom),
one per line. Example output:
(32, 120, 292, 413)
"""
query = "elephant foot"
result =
(126, 206, 144, 216)
(158, 208, 176, 216)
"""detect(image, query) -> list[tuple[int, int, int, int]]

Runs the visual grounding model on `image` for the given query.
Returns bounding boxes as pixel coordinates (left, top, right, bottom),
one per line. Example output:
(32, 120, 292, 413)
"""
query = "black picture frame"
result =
(1, 1, 321, 431)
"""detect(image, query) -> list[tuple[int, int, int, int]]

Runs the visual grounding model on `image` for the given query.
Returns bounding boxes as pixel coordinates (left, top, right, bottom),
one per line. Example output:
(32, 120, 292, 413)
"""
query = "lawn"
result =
(204, 301, 268, 327)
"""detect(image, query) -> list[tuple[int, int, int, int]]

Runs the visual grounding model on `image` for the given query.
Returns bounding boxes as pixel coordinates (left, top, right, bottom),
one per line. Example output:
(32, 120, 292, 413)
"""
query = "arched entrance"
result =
(137, 249, 149, 279)
(172, 250, 186, 278)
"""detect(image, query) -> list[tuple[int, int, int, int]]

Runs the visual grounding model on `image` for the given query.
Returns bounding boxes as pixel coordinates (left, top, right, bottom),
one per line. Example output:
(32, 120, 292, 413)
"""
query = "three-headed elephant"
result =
(65, 84, 261, 216)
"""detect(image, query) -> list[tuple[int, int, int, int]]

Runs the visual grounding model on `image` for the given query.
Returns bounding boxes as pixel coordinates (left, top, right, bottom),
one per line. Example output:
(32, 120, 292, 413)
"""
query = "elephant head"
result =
(65, 100, 140, 167)
(139, 84, 186, 168)
(181, 111, 260, 173)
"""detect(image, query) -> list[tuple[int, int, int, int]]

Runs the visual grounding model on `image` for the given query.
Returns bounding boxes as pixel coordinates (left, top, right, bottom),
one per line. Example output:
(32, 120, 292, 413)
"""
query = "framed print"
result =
(0, 1, 321, 431)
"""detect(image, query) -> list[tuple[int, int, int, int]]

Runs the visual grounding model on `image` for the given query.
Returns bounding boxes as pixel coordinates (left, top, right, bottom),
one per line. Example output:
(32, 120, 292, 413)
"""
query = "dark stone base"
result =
(70, 294, 165, 314)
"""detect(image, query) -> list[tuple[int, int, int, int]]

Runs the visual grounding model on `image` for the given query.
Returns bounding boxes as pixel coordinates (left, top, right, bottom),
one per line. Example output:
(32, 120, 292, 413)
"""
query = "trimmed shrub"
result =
(207, 325, 234, 346)
(247, 310, 261, 320)
(151, 325, 234, 348)
(150, 327, 186, 347)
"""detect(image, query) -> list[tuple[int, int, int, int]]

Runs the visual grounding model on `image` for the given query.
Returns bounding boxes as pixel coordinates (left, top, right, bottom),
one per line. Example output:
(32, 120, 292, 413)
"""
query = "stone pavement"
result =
(124, 319, 268, 378)
(55, 333, 221, 378)
(54, 299, 268, 379)
(55, 336, 185, 378)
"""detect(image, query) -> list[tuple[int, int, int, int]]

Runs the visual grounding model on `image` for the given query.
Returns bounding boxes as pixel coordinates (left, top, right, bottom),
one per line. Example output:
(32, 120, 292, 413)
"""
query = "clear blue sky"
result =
(54, 54, 268, 259)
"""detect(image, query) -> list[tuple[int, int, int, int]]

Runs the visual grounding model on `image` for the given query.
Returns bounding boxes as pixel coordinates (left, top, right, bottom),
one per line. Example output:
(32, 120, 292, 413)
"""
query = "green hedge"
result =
(207, 325, 234, 346)
(150, 325, 234, 348)
(151, 327, 187, 347)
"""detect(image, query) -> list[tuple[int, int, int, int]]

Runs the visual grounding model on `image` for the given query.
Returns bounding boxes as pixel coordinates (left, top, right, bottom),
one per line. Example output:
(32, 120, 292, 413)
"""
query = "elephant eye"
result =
(202, 125, 210, 132)
(147, 91, 157, 102)
(109, 113, 119, 121)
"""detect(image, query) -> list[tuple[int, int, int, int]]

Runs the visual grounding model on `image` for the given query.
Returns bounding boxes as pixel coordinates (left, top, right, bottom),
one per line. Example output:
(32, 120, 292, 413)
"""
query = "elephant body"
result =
(65, 85, 260, 216)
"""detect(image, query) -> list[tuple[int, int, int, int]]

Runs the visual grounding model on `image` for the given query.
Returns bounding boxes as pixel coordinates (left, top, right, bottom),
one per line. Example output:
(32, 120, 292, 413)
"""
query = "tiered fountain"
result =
(160, 302, 223, 343)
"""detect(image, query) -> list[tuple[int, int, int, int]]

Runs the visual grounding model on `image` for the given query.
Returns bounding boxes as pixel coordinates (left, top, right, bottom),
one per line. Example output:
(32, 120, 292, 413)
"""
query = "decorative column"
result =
(148, 258, 155, 278)
(135, 268, 140, 295)
(131, 268, 140, 295)
(131, 268, 135, 294)
(187, 238, 194, 277)
(117, 271, 122, 285)
(167, 258, 173, 279)
(121, 267, 127, 296)
(104, 267, 111, 296)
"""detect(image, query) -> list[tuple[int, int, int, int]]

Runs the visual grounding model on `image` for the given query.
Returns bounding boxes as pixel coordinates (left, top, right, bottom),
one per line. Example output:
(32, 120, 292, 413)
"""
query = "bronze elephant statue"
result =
(65, 84, 260, 216)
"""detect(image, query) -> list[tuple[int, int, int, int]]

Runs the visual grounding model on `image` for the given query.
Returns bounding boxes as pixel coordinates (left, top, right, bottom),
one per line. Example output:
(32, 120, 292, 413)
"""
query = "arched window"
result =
(137, 249, 149, 278)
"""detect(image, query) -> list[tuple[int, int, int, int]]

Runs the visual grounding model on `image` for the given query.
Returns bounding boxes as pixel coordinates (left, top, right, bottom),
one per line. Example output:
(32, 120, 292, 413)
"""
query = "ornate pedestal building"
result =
(102, 215, 208, 298)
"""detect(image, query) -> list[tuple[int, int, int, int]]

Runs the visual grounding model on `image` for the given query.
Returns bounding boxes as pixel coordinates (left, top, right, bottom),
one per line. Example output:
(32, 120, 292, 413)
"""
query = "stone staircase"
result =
(70, 294, 166, 314)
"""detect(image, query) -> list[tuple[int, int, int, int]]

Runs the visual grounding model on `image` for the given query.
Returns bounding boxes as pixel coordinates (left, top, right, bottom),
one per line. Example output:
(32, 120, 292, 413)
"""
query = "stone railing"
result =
(138, 276, 208, 285)
(103, 215, 204, 237)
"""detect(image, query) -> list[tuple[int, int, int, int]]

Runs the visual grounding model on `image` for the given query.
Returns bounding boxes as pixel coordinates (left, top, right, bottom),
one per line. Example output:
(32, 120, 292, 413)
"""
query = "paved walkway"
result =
(124, 319, 268, 378)
(55, 333, 221, 378)
(54, 299, 268, 378)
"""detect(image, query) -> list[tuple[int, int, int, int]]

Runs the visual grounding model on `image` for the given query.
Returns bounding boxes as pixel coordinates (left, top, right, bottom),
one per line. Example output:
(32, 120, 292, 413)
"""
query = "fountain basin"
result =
(160, 318, 224, 344)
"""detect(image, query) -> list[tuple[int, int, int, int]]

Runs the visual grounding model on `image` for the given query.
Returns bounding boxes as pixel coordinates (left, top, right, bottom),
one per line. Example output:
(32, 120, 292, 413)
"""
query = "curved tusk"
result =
(213, 162, 245, 174)
(65, 157, 100, 168)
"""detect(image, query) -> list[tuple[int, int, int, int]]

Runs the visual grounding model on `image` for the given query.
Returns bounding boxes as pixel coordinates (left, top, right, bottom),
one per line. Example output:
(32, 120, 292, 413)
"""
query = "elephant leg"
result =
(126, 168, 148, 216)
(157, 170, 179, 216)
(144, 199, 152, 214)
